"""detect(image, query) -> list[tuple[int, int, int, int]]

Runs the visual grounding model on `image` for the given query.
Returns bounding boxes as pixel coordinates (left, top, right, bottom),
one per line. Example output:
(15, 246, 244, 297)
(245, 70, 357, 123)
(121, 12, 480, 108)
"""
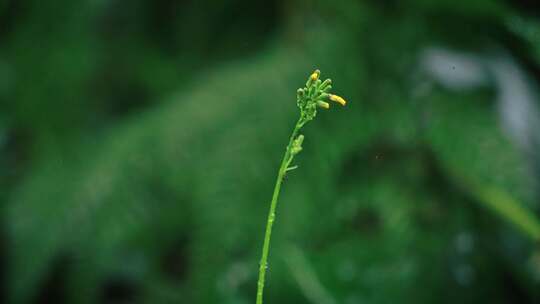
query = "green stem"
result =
(256, 120, 301, 304)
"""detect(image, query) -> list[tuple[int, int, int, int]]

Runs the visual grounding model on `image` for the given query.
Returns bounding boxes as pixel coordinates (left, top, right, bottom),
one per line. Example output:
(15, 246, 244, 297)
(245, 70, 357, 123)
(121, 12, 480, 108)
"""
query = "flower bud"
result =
(329, 94, 346, 106)
(318, 93, 329, 99)
(317, 100, 330, 109)
(306, 69, 320, 87)
(320, 79, 332, 90)
(310, 70, 320, 81)
(297, 88, 305, 99)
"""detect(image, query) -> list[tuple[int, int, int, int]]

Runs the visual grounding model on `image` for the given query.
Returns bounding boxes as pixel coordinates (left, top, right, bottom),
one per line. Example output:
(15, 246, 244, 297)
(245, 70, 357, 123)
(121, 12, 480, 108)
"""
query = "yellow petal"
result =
(330, 94, 346, 106)
(310, 69, 320, 81)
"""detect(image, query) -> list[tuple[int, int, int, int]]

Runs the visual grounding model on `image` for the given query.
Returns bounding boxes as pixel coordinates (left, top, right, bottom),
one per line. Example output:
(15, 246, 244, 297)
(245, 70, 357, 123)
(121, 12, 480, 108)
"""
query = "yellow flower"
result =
(329, 94, 346, 106)
(310, 69, 320, 81)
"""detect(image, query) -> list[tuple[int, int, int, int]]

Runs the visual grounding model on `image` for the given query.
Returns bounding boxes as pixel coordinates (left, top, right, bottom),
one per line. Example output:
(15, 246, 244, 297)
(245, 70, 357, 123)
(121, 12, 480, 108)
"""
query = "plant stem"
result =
(256, 120, 301, 304)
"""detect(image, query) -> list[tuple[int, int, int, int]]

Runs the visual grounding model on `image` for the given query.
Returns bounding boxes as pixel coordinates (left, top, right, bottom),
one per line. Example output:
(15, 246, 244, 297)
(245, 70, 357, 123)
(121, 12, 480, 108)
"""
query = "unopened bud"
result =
(317, 100, 330, 109)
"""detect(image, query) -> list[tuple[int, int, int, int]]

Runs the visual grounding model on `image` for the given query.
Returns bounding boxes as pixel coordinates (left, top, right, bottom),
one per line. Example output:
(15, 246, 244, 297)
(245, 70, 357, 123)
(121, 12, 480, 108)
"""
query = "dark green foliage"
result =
(2, 0, 540, 303)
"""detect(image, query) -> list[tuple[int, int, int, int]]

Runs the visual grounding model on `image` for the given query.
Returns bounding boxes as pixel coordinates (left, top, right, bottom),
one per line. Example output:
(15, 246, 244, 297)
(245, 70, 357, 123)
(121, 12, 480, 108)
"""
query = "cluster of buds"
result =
(296, 69, 347, 127)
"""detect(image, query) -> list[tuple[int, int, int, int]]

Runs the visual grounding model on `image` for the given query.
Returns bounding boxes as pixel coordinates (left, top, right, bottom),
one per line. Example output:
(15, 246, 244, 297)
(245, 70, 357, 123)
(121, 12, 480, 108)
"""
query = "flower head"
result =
(310, 70, 320, 81)
(296, 69, 347, 126)
(329, 94, 347, 106)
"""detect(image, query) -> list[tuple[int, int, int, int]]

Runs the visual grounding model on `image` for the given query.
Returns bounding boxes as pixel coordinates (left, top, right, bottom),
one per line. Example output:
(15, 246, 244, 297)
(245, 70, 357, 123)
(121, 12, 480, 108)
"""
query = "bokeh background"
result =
(2, 0, 540, 303)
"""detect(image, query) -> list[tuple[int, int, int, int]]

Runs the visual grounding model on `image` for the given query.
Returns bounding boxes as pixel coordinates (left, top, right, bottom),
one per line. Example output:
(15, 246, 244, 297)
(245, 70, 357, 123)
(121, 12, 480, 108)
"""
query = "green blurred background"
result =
(2, 0, 540, 303)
